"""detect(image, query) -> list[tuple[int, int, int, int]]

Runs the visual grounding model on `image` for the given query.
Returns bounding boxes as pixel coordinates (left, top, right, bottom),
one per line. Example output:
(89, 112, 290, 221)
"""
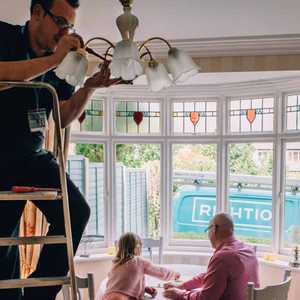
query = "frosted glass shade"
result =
(167, 47, 200, 83)
(110, 40, 143, 81)
(145, 61, 172, 92)
(55, 49, 88, 86)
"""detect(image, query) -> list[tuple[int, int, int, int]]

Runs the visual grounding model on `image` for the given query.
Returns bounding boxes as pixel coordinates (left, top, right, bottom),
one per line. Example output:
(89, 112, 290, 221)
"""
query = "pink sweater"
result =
(104, 256, 176, 300)
(177, 237, 259, 300)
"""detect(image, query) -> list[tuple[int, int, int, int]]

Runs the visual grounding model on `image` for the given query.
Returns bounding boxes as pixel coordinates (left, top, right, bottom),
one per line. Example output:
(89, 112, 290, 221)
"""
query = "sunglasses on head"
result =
(204, 224, 219, 233)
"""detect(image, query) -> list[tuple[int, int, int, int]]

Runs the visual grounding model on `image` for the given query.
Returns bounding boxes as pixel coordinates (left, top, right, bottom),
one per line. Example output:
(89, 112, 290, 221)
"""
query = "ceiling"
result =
(1, 0, 300, 85)
(2, 0, 300, 40)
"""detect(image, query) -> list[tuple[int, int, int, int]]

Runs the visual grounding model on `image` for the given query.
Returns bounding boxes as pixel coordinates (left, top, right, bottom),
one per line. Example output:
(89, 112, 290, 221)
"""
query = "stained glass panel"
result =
(229, 97, 274, 133)
(115, 101, 161, 134)
(71, 97, 104, 132)
(172, 100, 217, 135)
(286, 94, 300, 131)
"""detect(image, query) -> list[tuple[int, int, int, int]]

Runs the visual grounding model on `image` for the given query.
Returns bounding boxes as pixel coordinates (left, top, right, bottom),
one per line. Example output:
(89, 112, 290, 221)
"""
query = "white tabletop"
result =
(146, 264, 205, 286)
(97, 263, 206, 300)
(146, 264, 206, 300)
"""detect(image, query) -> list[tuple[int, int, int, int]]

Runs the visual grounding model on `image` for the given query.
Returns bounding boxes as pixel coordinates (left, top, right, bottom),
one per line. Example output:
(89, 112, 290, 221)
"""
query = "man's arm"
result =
(0, 34, 81, 82)
(59, 61, 123, 128)
(181, 273, 206, 291)
(181, 256, 228, 300)
(0, 55, 61, 81)
(164, 273, 206, 291)
(59, 86, 94, 128)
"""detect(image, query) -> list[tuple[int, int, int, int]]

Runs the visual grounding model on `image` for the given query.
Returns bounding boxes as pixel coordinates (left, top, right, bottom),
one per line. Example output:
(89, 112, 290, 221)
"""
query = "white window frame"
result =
(167, 140, 220, 249)
(68, 139, 109, 252)
(111, 139, 164, 239)
(70, 79, 300, 256)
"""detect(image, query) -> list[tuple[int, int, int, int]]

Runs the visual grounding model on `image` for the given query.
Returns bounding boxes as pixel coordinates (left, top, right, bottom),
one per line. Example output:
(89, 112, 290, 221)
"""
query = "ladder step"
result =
(0, 235, 67, 246)
(0, 191, 61, 201)
(0, 276, 70, 289)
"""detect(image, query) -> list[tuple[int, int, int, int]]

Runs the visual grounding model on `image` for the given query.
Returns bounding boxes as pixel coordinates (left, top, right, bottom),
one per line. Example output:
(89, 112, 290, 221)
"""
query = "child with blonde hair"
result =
(102, 232, 180, 300)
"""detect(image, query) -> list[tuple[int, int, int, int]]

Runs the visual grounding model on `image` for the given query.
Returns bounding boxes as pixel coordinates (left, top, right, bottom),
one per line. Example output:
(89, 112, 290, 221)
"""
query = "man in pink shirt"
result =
(163, 213, 259, 300)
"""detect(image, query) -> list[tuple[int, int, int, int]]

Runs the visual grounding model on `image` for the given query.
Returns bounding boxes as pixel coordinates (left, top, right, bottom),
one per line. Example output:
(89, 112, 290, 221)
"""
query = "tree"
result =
(116, 144, 160, 168)
(75, 144, 104, 162)
(173, 144, 216, 172)
(229, 144, 259, 175)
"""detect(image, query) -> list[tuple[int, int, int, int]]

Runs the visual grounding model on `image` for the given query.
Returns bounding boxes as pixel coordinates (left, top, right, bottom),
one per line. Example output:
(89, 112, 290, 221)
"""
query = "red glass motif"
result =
(133, 111, 144, 126)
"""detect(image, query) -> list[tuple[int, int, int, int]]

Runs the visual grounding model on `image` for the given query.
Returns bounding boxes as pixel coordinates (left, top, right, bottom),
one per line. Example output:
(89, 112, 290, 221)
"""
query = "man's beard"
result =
(43, 34, 60, 55)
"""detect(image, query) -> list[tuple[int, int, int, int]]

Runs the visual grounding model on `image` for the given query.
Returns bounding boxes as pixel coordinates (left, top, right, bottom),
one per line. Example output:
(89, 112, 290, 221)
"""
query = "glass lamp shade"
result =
(167, 47, 200, 83)
(110, 40, 144, 81)
(145, 60, 173, 92)
(55, 49, 88, 86)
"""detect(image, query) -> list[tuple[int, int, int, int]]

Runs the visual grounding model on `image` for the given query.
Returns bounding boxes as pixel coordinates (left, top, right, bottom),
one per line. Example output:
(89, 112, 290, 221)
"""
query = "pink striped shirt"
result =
(104, 256, 176, 300)
(178, 237, 259, 300)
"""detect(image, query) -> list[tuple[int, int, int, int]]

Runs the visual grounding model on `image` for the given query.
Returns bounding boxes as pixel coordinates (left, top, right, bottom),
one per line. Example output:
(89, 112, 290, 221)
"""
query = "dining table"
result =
(146, 264, 206, 299)
(97, 263, 207, 300)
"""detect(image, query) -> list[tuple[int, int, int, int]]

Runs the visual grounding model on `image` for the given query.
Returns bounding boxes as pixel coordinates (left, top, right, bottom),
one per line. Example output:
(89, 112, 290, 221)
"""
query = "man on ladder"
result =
(0, 1, 121, 299)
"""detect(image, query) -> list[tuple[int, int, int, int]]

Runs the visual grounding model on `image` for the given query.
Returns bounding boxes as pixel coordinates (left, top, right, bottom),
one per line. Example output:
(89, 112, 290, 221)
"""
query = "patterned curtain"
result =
(19, 115, 55, 278)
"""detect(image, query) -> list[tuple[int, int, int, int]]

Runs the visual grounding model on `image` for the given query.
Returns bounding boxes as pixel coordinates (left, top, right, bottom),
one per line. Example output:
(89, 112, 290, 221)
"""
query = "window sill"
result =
(75, 253, 114, 264)
(258, 257, 300, 272)
(74, 250, 300, 273)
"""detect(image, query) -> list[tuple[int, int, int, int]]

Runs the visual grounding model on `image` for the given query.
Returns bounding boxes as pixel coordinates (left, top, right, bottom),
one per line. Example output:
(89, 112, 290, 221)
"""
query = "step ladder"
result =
(0, 81, 78, 300)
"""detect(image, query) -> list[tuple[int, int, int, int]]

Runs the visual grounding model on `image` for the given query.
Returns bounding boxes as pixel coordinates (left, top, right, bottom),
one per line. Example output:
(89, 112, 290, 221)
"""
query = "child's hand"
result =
(174, 272, 181, 280)
(145, 286, 158, 298)
(163, 282, 176, 289)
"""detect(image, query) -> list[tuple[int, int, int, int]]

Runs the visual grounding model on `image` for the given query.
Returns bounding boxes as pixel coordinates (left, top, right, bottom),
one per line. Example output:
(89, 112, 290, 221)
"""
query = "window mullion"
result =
(272, 92, 283, 253)
(218, 96, 227, 213)
(107, 92, 116, 244)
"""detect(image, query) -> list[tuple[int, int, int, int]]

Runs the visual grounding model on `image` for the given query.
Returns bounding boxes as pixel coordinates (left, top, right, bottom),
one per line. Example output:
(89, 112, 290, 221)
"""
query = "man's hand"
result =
(145, 286, 158, 298)
(163, 288, 183, 300)
(53, 33, 83, 64)
(163, 281, 183, 290)
(83, 61, 132, 89)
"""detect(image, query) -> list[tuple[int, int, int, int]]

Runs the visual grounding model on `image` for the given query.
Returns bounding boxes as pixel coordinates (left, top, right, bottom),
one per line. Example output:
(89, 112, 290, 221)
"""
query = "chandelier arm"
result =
(85, 47, 107, 61)
(138, 37, 172, 53)
(140, 52, 150, 60)
(139, 45, 153, 60)
(84, 37, 115, 50)
(104, 46, 114, 60)
(84, 37, 115, 62)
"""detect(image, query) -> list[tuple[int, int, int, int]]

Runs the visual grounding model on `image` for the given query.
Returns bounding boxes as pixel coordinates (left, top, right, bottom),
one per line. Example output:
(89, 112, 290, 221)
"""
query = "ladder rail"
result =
(0, 81, 78, 300)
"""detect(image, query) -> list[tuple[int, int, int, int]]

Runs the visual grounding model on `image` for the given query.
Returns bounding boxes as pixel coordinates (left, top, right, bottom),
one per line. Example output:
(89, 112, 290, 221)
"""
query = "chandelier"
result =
(55, 0, 200, 91)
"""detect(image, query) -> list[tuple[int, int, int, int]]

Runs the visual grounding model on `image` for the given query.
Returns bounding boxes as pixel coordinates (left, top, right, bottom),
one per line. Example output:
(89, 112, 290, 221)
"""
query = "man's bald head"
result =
(212, 213, 234, 234)
(208, 213, 234, 248)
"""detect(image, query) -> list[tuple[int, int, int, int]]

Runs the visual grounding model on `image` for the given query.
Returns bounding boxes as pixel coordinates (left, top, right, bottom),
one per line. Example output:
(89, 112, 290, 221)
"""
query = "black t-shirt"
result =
(0, 21, 74, 160)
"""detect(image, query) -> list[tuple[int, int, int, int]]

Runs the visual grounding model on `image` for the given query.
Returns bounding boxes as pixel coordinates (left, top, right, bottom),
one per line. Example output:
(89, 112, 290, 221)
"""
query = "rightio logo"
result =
(191, 197, 272, 225)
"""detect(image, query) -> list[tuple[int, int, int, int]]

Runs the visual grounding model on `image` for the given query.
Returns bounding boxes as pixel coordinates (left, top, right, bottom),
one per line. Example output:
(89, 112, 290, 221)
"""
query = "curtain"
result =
(19, 115, 55, 278)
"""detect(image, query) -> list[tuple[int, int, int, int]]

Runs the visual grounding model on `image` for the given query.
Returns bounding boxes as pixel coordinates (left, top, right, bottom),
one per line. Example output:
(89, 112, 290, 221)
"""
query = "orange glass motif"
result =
(246, 109, 256, 124)
(133, 111, 143, 126)
(190, 111, 200, 126)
